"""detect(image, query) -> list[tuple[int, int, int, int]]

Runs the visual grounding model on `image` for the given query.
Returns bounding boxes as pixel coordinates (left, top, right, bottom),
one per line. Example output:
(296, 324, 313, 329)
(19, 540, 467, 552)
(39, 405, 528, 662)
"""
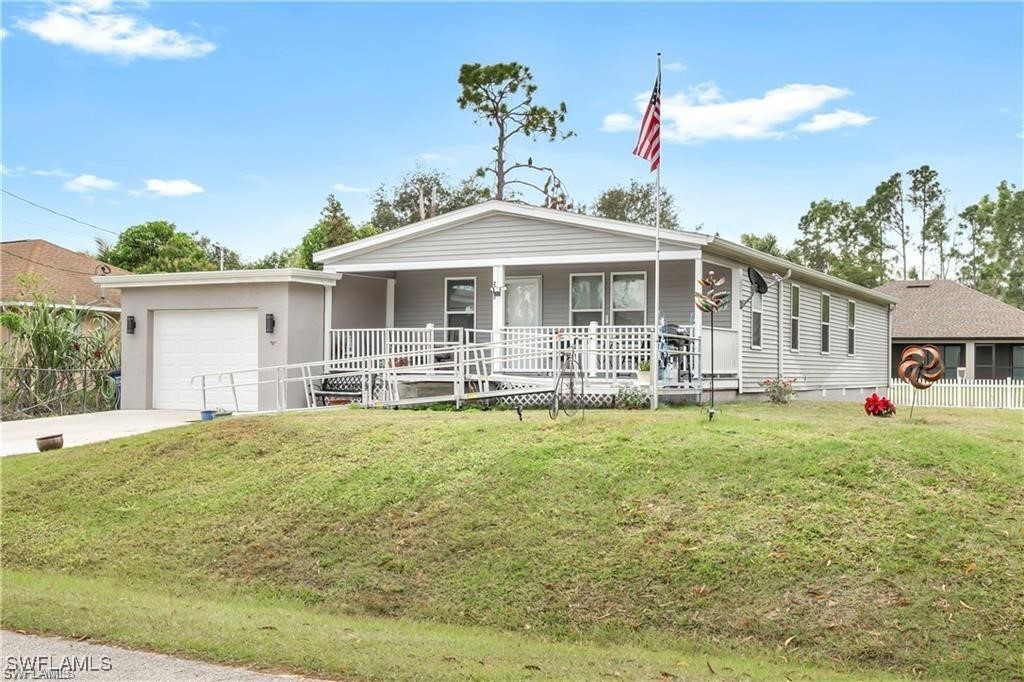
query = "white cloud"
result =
(420, 152, 454, 163)
(796, 109, 875, 133)
(31, 168, 72, 177)
(64, 174, 119, 192)
(603, 81, 873, 143)
(1, 164, 27, 176)
(663, 61, 686, 72)
(0, 28, 8, 41)
(332, 183, 370, 193)
(16, 1, 215, 60)
(143, 178, 204, 196)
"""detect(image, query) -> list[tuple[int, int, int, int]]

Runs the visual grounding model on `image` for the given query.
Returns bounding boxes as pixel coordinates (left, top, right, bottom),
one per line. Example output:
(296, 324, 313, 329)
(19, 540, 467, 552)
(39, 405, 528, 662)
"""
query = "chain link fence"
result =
(1, 367, 120, 421)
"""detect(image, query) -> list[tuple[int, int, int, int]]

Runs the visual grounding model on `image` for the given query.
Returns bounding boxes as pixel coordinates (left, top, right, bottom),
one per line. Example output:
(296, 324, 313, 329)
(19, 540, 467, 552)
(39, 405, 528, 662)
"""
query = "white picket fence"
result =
(889, 378, 1024, 409)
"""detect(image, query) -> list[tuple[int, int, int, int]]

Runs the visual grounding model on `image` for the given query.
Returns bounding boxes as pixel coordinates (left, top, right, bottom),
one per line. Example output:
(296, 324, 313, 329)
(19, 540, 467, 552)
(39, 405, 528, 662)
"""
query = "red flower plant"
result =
(864, 393, 896, 417)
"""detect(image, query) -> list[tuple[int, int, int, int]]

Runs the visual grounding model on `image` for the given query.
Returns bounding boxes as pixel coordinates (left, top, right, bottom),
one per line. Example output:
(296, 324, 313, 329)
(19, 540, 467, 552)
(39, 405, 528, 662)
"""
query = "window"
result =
(820, 293, 831, 354)
(611, 272, 646, 325)
(444, 277, 476, 340)
(751, 290, 763, 349)
(940, 344, 963, 380)
(570, 273, 604, 327)
(975, 344, 995, 380)
(1013, 345, 1024, 380)
(790, 284, 800, 352)
(847, 300, 856, 355)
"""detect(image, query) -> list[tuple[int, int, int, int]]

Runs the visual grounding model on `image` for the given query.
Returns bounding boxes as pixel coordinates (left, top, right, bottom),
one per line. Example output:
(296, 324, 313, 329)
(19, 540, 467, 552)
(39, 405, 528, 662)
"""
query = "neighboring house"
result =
(876, 279, 1024, 381)
(1, 239, 127, 338)
(96, 201, 897, 412)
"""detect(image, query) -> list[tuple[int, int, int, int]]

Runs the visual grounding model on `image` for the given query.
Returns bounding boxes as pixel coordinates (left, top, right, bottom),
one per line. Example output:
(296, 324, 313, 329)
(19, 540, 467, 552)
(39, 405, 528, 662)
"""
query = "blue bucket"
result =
(200, 409, 216, 421)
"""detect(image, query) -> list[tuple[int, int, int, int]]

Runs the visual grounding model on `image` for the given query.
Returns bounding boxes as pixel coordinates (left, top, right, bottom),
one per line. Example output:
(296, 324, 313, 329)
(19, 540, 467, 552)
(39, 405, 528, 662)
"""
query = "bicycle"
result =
(549, 332, 585, 420)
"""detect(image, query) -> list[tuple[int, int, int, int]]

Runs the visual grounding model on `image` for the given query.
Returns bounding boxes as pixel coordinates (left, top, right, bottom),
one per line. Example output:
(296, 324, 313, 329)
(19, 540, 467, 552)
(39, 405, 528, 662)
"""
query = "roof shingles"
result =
(876, 279, 1024, 339)
(1, 239, 128, 309)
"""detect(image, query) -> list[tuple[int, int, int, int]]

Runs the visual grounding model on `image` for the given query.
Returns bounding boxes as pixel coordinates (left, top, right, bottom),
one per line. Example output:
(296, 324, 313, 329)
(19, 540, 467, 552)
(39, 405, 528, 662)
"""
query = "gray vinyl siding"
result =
(334, 214, 693, 266)
(392, 261, 695, 330)
(508, 260, 695, 327)
(394, 268, 493, 329)
(739, 273, 889, 392)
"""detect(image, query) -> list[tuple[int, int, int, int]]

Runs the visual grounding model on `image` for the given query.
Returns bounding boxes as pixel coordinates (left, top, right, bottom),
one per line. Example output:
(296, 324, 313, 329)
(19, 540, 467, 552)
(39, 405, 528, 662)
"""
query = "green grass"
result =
(3, 570, 897, 681)
(2, 403, 1022, 680)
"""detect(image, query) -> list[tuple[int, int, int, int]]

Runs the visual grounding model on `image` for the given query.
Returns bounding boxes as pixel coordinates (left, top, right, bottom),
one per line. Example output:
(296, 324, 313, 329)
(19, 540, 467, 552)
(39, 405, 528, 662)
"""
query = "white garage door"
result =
(152, 309, 260, 412)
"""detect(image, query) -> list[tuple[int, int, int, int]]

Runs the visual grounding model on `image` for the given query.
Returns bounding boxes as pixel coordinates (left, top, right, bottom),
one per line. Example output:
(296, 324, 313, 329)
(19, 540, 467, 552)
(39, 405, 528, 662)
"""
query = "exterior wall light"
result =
(265, 313, 276, 334)
(126, 315, 136, 335)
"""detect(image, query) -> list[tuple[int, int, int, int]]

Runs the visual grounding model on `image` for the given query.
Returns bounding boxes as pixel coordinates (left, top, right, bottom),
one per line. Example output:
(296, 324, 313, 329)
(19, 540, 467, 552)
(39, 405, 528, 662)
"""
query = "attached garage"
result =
(95, 269, 341, 412)
(152, 309, 259, 411)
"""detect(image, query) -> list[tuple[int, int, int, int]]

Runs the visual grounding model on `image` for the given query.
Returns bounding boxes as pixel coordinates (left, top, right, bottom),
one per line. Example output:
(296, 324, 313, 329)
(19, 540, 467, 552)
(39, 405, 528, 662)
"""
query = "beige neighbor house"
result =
(96, 201, 898, 413)
(1, 239, 127, 341)
(876, 279, 1024, 381)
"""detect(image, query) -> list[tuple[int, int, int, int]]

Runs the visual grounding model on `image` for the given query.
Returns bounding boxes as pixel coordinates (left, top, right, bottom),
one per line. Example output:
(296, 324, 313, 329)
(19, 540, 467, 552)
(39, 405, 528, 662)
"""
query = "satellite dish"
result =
(748, 267, 769, 295)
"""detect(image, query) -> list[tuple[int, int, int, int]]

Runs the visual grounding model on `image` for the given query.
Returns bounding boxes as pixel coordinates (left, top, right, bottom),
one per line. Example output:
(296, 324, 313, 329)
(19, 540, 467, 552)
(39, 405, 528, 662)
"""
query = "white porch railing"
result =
(700, 326, 740, 376)
(330, 324, 703, 386)
(889, 378, 1024, 409)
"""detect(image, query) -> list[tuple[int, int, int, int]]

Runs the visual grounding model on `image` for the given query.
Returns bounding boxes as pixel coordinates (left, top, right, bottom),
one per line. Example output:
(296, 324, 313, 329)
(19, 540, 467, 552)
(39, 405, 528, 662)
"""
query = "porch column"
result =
(323, 284, 333, 370)
(693, 255, 703, 386)
(491, 265, 505, 372)
(385, 278, 396, 328)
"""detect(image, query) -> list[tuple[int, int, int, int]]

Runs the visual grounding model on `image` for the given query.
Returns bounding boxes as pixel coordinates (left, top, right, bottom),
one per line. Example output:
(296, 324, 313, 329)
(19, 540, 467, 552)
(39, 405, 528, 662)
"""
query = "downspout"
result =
(776, 269, 792, 378)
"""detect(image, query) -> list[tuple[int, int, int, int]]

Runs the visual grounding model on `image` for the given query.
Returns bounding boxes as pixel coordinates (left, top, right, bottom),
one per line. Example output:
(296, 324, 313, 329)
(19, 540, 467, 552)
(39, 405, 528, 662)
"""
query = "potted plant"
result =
(636, 359, 651, 385)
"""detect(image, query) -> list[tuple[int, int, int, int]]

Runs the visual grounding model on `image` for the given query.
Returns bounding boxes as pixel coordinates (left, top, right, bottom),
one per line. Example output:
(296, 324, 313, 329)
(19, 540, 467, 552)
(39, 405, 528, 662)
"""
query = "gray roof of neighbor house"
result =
(1, 239, 128, 310)
(875, 279, 1024, 339)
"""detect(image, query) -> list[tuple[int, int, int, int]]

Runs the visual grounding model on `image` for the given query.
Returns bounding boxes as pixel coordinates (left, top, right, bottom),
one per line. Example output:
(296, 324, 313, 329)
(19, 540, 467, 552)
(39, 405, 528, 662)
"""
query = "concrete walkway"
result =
(1, 631, 308, 681)
(1, 410, 195, 457)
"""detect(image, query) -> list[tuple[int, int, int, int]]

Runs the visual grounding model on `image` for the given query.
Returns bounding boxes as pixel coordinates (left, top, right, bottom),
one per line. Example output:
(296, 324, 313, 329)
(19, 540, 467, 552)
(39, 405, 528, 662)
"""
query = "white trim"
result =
(569, 272, 605, 327)
(444, 276, 477, 332)
(313, 200, 710, 263)
(847, 299, 856, 356)
(385, 279, 396, 328)
(610, 271, 647, 325)
(491, 265, 506, 331)
(750, 288, 764, 350)
(322, 250, 702, 273)
(1, 300, 121, 313)
(820, 292, 831, 355)
(504, 275, 543, 327)
(322, 286, 332, 362)
(93, 268, 340, 289)
(790, 284, 801, 353)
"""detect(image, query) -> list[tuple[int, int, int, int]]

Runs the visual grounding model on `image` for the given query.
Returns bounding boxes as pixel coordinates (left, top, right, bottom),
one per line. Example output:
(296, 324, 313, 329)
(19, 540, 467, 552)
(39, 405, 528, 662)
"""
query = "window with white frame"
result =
(445, 277, 476, 340)
(611, 272, 646, 325)
(790, 284, 800, 352)
(847, 300, 856, 355)
(751, 290, 763, 349)
(820, 292, 831, 354)
(570, 273, 604, 326)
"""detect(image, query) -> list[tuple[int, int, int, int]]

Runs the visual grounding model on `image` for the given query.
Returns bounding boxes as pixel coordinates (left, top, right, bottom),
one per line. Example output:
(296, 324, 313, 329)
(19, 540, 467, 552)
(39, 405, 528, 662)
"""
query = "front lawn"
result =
(2, 403, 1021, 679)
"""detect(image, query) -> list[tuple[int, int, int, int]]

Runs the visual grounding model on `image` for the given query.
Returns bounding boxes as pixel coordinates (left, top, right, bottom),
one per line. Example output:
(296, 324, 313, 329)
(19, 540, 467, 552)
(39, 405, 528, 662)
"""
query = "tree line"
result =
(92, 60, 1020, 308)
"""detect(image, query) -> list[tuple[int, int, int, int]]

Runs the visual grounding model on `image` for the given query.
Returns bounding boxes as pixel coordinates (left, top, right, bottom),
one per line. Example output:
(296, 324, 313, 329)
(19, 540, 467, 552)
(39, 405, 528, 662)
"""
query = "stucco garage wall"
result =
(119, 281, 327, 411)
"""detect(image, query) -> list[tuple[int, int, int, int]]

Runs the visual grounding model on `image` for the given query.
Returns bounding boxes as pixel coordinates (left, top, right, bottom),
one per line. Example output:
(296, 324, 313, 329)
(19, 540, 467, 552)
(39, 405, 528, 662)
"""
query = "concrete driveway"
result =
(1, 410, 195, 457)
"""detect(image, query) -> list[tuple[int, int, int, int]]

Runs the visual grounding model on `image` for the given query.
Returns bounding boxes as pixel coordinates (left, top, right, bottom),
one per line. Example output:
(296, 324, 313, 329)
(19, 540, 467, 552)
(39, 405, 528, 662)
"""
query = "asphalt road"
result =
(1, 631, 313, 681)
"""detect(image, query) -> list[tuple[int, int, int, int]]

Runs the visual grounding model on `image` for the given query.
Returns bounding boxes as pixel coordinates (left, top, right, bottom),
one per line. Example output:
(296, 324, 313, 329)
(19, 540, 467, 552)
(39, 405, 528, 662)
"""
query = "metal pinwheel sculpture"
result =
(695, 271, 731, 420)
(897, 344, 945, 418)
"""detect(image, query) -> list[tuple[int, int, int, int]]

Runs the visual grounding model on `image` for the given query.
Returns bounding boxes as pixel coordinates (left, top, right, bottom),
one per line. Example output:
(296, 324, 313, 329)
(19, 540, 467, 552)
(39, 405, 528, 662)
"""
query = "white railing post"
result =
(426, 323, 435, 374)
(587, 321, 599, 377)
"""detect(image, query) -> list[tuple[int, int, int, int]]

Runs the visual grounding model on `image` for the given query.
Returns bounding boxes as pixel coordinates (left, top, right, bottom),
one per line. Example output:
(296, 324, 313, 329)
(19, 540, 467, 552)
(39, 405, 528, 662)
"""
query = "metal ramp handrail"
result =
(191, 327, 702, 413)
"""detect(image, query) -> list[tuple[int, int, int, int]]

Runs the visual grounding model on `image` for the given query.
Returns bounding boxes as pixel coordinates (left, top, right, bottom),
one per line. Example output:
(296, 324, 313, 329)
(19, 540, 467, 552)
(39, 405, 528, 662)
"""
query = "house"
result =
(95, 201, 897, 412)
(876, 279, 1024, 381)
(1, 239, 127, 338)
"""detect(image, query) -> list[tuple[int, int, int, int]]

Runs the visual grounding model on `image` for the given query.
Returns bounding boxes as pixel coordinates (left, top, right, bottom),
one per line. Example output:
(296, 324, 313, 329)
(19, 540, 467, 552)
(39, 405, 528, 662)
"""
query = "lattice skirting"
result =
(496, 391, 617, 409)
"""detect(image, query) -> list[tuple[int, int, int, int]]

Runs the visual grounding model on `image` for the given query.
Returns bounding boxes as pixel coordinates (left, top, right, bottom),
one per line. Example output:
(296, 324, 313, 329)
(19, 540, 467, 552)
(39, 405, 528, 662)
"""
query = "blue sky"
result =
(2, 1, 1021, 260)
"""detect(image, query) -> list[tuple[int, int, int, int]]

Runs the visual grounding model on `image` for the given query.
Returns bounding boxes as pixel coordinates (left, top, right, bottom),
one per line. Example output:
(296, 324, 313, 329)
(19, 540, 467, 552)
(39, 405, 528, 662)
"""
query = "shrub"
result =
(760, 376, 796, 404)
(864, 393, 896, 417)
(615, 385, 648, 409)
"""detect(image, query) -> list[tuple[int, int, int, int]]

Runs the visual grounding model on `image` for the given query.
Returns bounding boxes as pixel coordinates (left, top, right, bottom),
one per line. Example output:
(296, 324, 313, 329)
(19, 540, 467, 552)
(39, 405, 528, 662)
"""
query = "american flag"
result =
(632, 73, 661, 171)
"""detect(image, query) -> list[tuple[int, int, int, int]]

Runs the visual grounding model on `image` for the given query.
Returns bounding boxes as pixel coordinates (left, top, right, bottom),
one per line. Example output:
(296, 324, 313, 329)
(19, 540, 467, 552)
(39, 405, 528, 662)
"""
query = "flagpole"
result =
(650, 52, 662, 411)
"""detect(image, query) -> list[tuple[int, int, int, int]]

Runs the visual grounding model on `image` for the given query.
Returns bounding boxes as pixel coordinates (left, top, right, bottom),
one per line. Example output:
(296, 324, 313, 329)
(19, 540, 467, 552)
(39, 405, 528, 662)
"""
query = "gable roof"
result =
(875, 279, 1024, 339)
(313, 200, 711, 264)
(1, 239, 129, 310)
